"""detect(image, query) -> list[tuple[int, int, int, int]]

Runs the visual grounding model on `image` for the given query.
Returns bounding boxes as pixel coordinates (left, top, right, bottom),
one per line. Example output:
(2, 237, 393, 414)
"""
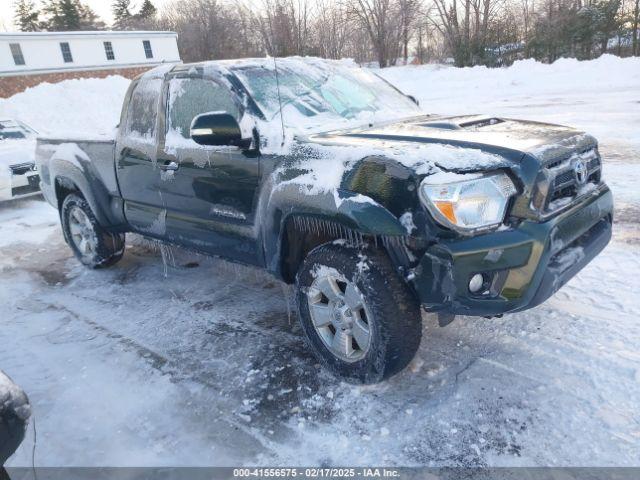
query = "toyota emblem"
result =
(573, 158, 588, 185)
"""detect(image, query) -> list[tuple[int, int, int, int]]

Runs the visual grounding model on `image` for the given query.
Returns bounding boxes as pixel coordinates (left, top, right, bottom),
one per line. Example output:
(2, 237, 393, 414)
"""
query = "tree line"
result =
(12, 0, 157, 32)
(12, 0, 640, 67)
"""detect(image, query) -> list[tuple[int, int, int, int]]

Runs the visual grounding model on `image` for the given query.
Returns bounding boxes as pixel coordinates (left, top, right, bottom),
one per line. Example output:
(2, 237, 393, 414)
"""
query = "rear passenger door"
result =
(115, 77, 166, 235)
(157, 75, 262, 265)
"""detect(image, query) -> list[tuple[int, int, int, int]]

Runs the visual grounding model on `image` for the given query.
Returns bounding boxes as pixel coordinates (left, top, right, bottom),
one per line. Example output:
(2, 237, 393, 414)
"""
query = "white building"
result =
(0, 31, 181, 97)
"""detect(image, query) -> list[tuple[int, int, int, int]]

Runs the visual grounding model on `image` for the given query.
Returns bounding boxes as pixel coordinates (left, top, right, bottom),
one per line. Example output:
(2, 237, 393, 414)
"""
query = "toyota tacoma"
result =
(36, 58, 613, 383)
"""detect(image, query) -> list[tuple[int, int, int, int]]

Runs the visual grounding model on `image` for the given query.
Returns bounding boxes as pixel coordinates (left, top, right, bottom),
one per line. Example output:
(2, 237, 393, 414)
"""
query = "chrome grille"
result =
(544, 147, 601, 211)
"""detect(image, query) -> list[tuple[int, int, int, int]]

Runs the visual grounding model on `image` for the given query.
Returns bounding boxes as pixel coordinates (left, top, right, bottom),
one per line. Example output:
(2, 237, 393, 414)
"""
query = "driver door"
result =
(115, 77, 166, 234)
(156, 75, 263, 265)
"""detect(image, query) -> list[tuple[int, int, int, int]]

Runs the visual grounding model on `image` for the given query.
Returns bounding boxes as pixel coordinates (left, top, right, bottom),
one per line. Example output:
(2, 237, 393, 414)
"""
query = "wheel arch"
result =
(272, 197, 408, 284)
(261, 153, 424, 283)
(53, 174, 112, 227)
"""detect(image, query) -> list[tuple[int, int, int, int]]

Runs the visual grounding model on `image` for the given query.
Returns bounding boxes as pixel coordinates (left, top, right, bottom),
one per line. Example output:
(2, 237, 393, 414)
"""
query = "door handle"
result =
(160, 161, 179, 171)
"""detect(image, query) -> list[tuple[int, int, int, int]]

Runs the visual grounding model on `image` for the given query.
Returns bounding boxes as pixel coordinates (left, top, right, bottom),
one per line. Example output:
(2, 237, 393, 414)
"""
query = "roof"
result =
(169, 56, 357, 74)
(0, 31, 178, 41)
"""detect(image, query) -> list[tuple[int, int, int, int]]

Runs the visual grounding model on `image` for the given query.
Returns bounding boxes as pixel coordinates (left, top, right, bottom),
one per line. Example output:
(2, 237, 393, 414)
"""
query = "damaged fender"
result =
(261, 182, 407, 278)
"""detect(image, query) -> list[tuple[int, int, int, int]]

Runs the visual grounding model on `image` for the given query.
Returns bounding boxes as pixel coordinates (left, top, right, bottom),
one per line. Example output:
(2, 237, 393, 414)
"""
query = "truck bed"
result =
(36, 135, 119, 199)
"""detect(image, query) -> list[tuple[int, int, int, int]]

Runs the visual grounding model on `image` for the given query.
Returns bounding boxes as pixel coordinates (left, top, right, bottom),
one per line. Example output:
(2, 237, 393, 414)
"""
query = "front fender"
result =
(258, 151, 427, 278)
(333, 189, 407, 236)
(261, 180, 406, 277)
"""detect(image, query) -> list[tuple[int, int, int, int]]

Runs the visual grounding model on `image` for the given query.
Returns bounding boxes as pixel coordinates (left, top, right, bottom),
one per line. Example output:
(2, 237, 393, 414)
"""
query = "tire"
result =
(60, 193, 125, 268)
(296, 242, 422, 384)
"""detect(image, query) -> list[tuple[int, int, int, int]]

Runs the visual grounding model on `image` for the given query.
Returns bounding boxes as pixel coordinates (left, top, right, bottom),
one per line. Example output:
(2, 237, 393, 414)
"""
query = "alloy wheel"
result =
(306, 272, 372, 362)
(68, 206, 97, 256)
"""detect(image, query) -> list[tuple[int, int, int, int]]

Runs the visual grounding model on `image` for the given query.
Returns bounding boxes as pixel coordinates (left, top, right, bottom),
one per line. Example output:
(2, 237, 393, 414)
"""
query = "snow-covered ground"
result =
(1, 55, 639, 467)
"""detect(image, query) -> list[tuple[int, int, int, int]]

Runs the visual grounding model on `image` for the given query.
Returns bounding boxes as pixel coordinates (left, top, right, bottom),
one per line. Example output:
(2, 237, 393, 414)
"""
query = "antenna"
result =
(273, 56, 286, 147)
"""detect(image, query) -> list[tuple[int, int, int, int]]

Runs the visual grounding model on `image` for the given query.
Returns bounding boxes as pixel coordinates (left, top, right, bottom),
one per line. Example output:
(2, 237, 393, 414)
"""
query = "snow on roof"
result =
(168, 56, 357, 73)
(0, 31, 178, 40)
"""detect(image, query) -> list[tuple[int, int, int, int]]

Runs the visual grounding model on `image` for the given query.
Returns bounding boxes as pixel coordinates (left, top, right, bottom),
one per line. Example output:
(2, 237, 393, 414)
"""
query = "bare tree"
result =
(158, 0, 263, 62)
(313, 0, 352, 58)
(152, 0, 634, 68)
(431, 0, 470, 65)
(346, 0, 399, 67)
(430, 0, 504, 66)
(253, 0, 313, 56)
(398, 0, 421, 63)
(633, 0, 639, 55)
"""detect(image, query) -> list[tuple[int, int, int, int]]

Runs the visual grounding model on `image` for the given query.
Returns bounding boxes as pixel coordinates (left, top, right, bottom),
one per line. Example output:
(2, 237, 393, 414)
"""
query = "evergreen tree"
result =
(137, 0, 157, 19)
(42, 0, 81, 31)
(78, 3, 106, 30)
(592, 0, 622, 54)
(41, 0, 104, 31)
(13, 0, 40, 32)
(112, 0, 133, 29)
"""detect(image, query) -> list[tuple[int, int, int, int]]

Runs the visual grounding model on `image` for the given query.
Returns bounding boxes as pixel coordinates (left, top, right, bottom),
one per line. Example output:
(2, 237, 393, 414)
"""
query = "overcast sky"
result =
(0, 1, 175, 31)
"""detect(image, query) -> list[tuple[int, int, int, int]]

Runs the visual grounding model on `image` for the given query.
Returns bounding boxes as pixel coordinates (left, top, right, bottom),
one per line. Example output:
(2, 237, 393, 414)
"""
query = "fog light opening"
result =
(469, 273, 486, 293)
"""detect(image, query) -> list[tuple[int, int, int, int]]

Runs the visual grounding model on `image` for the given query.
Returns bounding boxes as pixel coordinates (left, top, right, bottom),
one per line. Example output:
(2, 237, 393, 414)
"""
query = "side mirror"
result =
(190, 112, 251, 148)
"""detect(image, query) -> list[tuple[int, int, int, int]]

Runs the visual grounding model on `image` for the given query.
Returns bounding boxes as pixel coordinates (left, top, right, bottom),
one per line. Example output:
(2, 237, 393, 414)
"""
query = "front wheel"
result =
(296, 242, 422, 383)
(61, 193, 125, 268)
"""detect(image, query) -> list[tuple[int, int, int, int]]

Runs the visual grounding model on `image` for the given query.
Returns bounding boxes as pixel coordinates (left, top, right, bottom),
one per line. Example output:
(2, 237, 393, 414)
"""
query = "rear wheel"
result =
(296, 242, 422, 383)
(61, 194, 124, 268)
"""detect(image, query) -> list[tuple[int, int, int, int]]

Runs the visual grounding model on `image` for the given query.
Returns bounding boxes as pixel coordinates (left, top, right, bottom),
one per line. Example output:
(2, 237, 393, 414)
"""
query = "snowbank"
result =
(379, 54, 640, 150)
(0, 76, 131, 138)
(380, 54, 639, 97)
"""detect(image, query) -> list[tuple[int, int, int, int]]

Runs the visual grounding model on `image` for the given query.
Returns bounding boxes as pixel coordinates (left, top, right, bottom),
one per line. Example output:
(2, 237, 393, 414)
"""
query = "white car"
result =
(0, 119, 40, 202)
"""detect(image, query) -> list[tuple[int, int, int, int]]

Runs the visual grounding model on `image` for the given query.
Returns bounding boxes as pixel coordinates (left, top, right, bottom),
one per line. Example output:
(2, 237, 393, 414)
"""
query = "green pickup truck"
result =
(36, 57, 613, 383)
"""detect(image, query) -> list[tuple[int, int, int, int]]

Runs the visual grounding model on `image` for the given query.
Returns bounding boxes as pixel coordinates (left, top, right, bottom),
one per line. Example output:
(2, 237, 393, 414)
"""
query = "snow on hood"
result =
(312, 115, 596, 162)
(269, 138, 509, 212)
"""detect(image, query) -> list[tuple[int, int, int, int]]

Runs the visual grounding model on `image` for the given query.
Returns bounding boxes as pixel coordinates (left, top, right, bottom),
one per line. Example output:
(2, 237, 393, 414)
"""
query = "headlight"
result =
(419, 171, 517, 233)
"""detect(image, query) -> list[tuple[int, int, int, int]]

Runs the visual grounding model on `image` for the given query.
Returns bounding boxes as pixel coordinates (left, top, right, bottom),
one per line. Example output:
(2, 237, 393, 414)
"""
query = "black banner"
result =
(3, 468, 640, 480)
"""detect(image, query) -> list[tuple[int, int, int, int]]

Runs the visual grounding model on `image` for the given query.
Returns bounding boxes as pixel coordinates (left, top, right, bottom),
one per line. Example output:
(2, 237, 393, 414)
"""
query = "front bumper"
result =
(411, 185, 613, 316)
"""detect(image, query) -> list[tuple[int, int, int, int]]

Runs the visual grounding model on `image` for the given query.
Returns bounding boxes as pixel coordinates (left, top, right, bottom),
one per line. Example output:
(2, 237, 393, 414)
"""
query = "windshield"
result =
(230, 58, 421, 131)
(0, 120, 35, 140)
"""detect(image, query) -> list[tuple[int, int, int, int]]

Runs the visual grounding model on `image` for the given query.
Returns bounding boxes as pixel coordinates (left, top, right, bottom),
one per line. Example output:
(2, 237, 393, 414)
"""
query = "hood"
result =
(307, 115, 597, 167)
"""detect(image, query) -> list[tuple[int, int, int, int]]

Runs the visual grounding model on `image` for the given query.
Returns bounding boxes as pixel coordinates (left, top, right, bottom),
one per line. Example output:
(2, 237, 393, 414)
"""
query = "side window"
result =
(143, 40, 153, 59)
(167, 78, 240, 141)
(9, 43, 25, 66)
(60, 42, 73, 63)
(104, 41, 115, 61)
(125, 78, 162, 141)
